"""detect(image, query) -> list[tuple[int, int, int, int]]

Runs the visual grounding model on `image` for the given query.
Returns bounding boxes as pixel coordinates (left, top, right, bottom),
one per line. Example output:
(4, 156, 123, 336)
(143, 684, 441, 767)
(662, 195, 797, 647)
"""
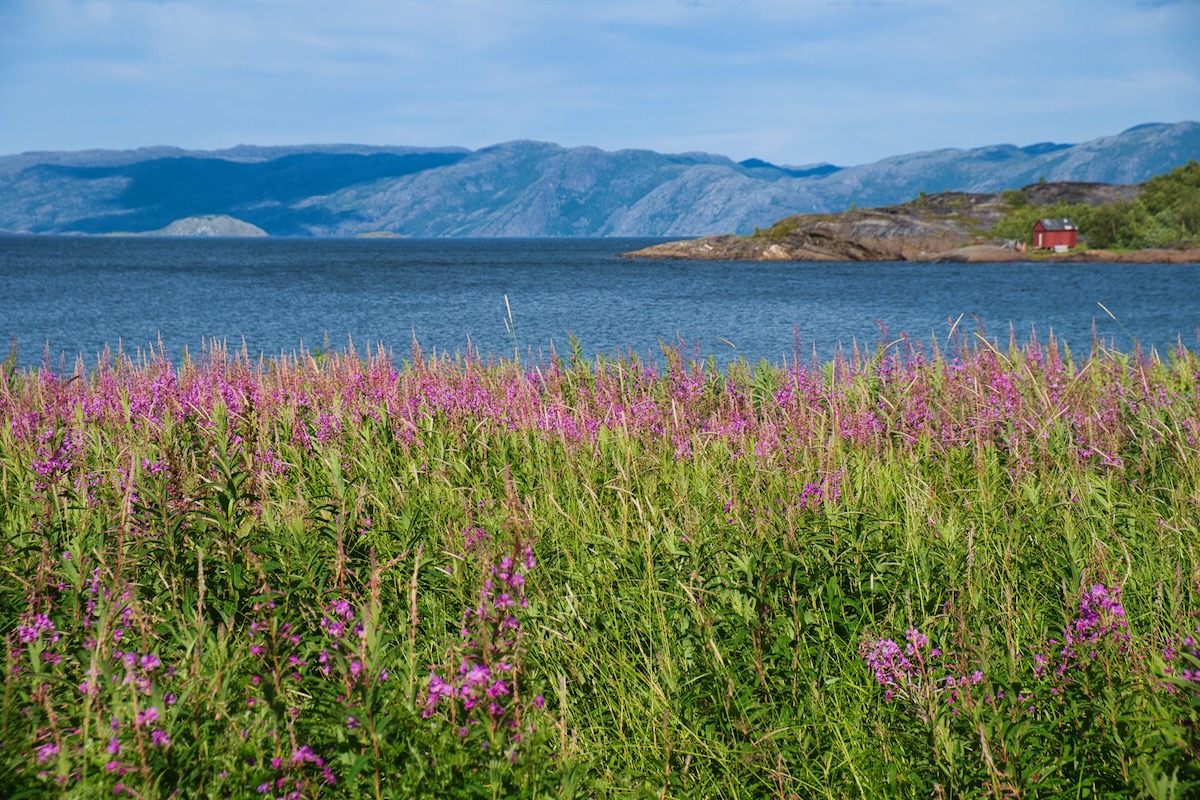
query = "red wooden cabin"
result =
(1032, 218, 1077, 249)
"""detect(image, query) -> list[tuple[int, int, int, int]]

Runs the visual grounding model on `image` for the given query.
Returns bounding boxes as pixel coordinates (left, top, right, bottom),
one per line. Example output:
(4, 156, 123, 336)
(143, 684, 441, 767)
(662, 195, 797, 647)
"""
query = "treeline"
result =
(994, 160, 1200, 249)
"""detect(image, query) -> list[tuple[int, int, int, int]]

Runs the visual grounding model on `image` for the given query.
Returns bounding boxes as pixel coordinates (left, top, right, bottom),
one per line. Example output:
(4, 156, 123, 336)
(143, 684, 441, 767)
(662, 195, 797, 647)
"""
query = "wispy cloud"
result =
(0, 0, 1195, 163)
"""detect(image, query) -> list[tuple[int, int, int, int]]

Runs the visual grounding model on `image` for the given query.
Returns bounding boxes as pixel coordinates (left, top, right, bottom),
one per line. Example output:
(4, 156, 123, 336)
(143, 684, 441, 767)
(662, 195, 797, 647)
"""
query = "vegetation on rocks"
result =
(3, 332, 1200, 798)
(994, 161, 1200, 249)
(628, 161, 1200, 261)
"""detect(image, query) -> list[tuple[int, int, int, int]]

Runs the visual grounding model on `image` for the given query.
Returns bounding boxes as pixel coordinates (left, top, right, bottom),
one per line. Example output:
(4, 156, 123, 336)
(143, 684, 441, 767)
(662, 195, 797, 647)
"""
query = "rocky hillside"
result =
(622, 183, 1144, 262)
(0, 122, 1196, 237)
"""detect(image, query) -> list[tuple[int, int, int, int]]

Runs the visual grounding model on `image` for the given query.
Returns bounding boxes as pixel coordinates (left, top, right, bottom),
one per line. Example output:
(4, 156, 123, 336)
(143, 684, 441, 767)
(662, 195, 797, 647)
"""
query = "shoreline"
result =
(622, 239, 1200, 264)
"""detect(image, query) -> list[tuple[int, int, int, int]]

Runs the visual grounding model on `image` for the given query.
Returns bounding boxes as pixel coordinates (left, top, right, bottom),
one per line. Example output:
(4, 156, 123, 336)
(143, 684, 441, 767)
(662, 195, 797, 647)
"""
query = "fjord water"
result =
(2, 235, 1197, 369)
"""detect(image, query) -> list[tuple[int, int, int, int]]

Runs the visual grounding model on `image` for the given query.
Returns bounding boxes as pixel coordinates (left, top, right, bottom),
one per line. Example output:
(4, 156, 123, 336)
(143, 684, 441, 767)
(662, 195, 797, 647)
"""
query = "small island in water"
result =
(625, 161, 1200, 263)
(102, 214, 269, 238)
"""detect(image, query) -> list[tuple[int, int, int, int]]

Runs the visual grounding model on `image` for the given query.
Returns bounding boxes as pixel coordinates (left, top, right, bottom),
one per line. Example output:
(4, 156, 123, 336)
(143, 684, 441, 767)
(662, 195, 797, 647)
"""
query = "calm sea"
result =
(2, 236, 1197, 370)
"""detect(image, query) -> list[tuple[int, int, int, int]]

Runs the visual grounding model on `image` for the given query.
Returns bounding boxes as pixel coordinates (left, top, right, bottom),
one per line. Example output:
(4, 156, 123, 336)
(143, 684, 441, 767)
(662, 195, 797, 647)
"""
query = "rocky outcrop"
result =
(623, 183, 1200, 263)
(623, 191, 1008, 261)
(147, 215, 268, 237)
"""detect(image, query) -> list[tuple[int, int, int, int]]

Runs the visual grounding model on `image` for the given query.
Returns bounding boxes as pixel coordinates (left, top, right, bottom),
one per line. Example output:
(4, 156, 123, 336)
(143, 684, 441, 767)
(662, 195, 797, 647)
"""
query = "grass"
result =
(1, 334, 1199, 798)
(751, 217, 803, 240)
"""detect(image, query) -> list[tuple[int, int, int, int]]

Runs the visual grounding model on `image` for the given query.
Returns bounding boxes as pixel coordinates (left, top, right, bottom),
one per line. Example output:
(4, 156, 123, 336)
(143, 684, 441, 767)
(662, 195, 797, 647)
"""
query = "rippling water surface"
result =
(2, 236, 1197, 369)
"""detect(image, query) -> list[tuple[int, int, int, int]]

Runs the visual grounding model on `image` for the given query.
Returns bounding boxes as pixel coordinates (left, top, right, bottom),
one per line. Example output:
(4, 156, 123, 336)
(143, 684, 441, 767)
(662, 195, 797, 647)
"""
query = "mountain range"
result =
(1, 121, 1197, 238)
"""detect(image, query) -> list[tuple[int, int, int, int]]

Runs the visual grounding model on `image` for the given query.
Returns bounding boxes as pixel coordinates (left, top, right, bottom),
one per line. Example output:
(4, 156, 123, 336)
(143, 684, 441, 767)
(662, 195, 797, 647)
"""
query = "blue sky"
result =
(0, 0, 1196, 166)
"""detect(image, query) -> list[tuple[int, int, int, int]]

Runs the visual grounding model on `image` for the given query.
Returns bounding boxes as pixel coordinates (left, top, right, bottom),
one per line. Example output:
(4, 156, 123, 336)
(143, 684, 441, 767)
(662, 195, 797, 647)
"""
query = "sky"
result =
(0, 0, 1197, 167)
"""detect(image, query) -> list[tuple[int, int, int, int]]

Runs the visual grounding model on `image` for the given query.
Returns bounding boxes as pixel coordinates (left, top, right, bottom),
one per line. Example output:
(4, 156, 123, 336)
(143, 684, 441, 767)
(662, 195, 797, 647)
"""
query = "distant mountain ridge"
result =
(0, 122, 1196, 237)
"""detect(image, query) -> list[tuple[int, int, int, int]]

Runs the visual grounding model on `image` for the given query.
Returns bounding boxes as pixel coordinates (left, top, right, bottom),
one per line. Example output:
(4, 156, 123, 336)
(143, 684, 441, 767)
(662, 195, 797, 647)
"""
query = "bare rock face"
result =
(623, 194, 1000, 261)
(1021, 182, 1140, 206)
(149, 215, 268, 237)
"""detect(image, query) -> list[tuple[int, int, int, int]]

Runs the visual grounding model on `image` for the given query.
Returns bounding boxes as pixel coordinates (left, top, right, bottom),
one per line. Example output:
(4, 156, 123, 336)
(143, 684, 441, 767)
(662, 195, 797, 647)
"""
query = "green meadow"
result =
(1, 335, 1198, 798)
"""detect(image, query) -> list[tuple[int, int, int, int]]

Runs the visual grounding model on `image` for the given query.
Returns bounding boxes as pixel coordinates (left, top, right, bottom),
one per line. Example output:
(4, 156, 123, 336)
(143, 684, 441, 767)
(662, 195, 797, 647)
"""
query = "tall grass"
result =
(1, 333, 1198, 798)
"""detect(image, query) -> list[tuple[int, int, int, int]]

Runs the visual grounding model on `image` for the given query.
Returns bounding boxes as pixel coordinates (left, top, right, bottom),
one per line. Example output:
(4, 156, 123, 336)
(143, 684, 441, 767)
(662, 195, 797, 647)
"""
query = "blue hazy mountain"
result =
(0, 122, 1196, 237)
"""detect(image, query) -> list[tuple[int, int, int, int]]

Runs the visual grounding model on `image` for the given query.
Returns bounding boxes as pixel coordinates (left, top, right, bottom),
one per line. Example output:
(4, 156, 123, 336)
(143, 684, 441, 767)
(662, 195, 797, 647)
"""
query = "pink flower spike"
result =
(35, 743, 59, 763)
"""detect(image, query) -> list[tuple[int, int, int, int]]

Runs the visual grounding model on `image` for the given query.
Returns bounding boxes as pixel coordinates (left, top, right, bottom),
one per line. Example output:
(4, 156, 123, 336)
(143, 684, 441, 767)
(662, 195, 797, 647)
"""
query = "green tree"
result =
(1086, 201, 1149, 249)
(1140, 160, 1200, 217)
(1001, 188, 1027, 208)
(1178, 192, 1200, 239)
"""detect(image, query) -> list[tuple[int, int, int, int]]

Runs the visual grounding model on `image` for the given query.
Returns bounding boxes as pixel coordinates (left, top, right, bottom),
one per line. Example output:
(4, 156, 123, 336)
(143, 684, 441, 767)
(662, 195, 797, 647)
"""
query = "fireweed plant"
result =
(0, 332, 1198, 798)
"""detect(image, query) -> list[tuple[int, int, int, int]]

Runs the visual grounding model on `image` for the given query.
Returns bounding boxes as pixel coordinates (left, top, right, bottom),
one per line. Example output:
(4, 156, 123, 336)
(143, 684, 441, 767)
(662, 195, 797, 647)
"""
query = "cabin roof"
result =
(1035, 218, 1077, 231)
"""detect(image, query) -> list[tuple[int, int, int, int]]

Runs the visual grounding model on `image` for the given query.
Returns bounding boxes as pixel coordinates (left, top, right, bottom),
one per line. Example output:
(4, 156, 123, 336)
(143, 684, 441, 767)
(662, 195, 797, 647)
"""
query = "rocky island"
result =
(623, 178, 1200, 263)
(146, 215, 268, 237)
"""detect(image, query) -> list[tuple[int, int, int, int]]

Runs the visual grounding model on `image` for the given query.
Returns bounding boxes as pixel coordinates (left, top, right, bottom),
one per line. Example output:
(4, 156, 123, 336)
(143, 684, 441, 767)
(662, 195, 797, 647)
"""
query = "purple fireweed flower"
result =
(1058, 583, 1130, 676)
(136, 707, 159, 727)
(150, 730, 170, 748)
(859, 637, 915, 693)
(462, 663, 490, 687)
(429, 672, 453, 697)
(462, 527, 490, 552)
(35, 743, 60, 763)
(292, 745, 321, 765)
(424, 672, 454, 717)
(1033, 653, 1048, 676)
(905, 628, 929, 655)
(17, 613, 56, 644)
